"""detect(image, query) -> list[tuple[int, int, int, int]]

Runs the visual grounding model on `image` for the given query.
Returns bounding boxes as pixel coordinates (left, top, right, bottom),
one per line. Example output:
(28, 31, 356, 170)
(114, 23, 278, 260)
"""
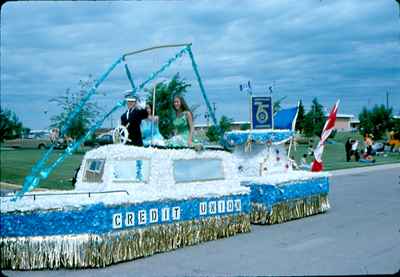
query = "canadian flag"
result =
(311, 100, 340, 172)
(239, 80, 252, 94)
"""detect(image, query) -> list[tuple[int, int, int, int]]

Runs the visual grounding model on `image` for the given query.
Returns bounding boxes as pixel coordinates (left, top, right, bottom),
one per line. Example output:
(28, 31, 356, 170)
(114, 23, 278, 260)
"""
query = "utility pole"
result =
(204, 111, 210, 126)
(212, 102, 216, 119)
(109, 114, 114, 129)
(386, 91, 389, 109)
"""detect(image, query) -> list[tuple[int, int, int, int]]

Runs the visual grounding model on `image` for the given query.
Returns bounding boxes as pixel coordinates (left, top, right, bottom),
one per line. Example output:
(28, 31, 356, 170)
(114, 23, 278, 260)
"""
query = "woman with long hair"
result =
(167, 95, 194, 147)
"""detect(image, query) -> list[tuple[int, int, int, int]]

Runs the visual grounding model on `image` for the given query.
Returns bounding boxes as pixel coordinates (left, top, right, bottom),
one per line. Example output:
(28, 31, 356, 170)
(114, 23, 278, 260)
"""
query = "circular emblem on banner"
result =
(256, 110, 268, 123)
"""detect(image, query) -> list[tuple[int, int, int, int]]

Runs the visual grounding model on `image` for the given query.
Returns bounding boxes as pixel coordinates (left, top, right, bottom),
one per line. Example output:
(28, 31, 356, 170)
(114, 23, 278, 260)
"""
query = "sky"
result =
(1, 0, 399, 130)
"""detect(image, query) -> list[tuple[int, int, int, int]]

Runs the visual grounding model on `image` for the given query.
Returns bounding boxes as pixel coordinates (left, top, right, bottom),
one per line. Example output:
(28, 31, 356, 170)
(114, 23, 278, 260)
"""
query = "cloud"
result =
(1, 0, 399, 129)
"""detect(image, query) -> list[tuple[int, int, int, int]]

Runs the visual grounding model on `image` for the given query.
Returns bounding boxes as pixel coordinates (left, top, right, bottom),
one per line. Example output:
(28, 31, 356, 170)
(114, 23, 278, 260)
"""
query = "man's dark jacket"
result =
(120, 108, 148, 146)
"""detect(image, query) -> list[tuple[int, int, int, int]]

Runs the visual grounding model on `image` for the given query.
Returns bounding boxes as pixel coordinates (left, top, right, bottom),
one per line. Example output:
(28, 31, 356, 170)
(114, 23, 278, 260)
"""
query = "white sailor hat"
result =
(124, 91, 138, 102)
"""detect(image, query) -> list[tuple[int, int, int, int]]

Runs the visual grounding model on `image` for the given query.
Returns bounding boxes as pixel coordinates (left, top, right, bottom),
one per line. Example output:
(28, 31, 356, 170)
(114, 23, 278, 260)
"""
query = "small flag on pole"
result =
(239, 80, 252, 94)
(311, 100, 340, 172)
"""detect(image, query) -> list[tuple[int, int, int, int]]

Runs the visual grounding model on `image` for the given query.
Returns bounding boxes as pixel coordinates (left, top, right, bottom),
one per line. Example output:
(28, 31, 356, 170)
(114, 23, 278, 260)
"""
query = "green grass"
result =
(1, 148, 84, 190)
(1, 131, 399, 191)
(291, 143, 399, 171)
(291, 131, 400, 171)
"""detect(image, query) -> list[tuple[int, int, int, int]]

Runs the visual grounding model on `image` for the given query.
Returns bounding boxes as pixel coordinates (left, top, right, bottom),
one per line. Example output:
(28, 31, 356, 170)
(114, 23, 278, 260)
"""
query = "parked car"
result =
(2, 132, 67, 150)
(2, 135, 52, 149)
(372, 142, 385, 153)
(94, 133, 113, 146)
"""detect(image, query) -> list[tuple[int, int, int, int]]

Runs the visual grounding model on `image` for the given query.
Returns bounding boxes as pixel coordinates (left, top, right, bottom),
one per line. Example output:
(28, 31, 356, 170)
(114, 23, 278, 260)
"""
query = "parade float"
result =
(0, 44, 251, 270)
(1, 145, 250, 269)
(224, 129, 330, 225)
(222, 91, 338, 225)
(0, 42, 339, 269)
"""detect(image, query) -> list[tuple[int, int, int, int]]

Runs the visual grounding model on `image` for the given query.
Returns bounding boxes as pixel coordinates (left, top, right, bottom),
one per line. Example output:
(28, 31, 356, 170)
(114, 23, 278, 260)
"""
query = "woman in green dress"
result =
(167, 95, 194, 147)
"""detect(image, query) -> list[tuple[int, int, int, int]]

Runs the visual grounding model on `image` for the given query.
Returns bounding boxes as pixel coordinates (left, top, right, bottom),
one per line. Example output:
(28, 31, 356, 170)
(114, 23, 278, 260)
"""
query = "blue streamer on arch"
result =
(16, 44, 219, 199)
(123, 60, 137, 93)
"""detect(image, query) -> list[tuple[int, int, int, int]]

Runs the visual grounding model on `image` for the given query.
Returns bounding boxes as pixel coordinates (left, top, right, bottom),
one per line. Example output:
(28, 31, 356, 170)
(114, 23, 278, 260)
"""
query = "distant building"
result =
(194, 121, 251, 132)
(328, 113, 356, 131)
(230, 121, 251, 130)
(349, 119, 360, 130)
(194, 123, 209, 132)
(27, 129, 51, 138)
(94, 128, 113, 137)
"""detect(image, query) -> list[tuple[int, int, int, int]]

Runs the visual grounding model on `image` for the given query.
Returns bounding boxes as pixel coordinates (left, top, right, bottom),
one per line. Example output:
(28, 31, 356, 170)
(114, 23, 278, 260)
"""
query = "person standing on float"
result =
(167, 95, 194, 147)
(120, 94, 148, 146)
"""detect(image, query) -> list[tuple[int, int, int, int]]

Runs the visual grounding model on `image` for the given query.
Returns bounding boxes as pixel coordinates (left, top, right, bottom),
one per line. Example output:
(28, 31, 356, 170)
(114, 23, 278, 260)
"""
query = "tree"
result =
(0, 108, 25, 142)
(358, 107, 373, 137)
(190, 104, 201, 122)
(392, 117, 400, 135)
(50, 76, 101, 139)
(303, 113, 314, 138)
(206, 115, 233, 143)
(358, 105, 393, 140)
(295, 100, 305, 133)
(240, 123, 251, 130)
(146, 73, 191, 138)
(303, 98, 325, 138)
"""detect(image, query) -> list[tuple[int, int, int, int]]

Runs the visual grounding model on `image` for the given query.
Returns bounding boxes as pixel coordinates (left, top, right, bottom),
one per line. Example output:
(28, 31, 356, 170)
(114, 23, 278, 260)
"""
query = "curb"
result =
(330, 163, 400, 176)
(0, 182, 48, 191)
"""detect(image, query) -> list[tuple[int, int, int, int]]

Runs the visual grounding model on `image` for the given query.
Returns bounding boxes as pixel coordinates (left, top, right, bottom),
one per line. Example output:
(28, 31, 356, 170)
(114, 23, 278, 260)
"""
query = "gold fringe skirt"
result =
(1, 214, 250, 270)
(250, 194, 330, 225)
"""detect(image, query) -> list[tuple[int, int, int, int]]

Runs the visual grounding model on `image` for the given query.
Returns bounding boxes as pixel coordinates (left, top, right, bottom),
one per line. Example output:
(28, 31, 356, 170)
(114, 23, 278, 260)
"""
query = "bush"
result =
(240, 123, 250, 130)
(206, 126, 220, 142)
(303, 98, 325, 138)
(358, 105, 393, 140)
(206, 116, 233, 143)
(0, 108, 25, 142)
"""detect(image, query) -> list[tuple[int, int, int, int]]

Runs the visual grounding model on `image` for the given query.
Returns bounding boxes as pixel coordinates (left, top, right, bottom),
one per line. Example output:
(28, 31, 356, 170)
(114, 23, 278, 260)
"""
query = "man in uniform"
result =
(120, 94, 148, 146)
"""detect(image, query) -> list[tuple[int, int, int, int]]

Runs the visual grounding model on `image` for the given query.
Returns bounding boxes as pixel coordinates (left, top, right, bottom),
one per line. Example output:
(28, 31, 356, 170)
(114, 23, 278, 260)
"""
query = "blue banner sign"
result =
(251, 96, 272, 129)
(1, 194, 250, 237)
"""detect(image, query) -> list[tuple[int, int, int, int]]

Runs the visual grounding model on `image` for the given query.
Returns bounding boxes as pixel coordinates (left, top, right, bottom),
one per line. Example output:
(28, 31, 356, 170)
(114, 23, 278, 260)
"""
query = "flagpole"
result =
(269, 86, 274, 130)
(249, 93, 252, 131)
(287, 100, 300, 159)
(288, 134, 293, 159)
(151, 84, 156, 147)
(311, 99, 340, 172)
(240, 80, 253, 152)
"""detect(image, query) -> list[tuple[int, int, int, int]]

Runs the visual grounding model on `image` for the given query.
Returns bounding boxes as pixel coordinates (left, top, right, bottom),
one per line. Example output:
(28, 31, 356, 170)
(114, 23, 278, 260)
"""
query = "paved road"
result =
(3, 164, 400, 276)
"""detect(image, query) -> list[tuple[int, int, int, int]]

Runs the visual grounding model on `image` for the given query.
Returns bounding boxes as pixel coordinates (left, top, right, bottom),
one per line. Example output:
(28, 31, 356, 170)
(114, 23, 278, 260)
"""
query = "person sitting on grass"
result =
(360, 149, 376, 163)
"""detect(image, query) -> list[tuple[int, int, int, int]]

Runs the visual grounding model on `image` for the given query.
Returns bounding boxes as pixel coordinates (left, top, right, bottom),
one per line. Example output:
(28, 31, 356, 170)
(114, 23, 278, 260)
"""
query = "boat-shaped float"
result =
(1, 145, 251, 269)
